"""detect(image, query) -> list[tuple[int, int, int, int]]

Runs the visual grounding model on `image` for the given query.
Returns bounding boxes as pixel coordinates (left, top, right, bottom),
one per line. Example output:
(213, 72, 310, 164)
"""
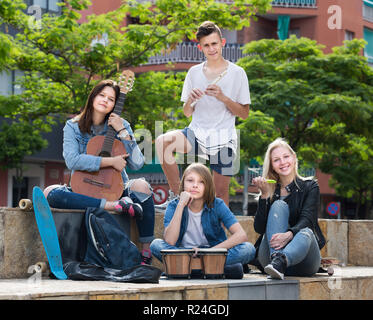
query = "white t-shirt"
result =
(181, 208, 209, 248)
(181, 61, 251, 155)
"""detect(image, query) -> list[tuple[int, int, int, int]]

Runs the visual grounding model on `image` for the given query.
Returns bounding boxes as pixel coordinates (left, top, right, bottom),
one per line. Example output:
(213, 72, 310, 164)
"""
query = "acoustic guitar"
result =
(70, 70, 135, 201)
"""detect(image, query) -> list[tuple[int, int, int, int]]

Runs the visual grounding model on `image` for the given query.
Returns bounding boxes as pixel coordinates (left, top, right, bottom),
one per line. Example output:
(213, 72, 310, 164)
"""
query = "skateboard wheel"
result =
(36, 262, 48, 273)
(327, 266, 334, 276)
(19, 199, 33, 211)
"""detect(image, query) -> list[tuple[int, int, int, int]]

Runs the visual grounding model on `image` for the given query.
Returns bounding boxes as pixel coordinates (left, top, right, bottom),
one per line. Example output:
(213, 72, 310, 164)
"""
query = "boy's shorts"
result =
(181, 127, 234, 176)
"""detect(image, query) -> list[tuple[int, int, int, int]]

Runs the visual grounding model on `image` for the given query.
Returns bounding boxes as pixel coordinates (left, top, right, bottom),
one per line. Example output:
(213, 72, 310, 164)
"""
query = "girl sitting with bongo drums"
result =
(150, 163, 255, 278)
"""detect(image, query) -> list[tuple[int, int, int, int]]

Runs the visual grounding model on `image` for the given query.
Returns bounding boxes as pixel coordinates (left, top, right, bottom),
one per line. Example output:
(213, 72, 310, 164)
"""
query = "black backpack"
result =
(84, 207, 141, 269)
(59, 207, 161, 283)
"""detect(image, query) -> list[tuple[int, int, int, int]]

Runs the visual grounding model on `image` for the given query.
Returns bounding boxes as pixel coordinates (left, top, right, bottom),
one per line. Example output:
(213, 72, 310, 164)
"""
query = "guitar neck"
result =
(100, 92, 126, 157)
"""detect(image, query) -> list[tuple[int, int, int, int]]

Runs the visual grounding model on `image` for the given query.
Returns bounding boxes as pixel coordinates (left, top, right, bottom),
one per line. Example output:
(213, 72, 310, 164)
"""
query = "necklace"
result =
(202, 60, 228, 77)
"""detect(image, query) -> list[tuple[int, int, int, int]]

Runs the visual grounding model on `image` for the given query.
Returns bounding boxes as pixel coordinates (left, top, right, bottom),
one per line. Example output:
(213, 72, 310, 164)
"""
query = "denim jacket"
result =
(63, 118, 144, 185)
(164, 197, 238, 247)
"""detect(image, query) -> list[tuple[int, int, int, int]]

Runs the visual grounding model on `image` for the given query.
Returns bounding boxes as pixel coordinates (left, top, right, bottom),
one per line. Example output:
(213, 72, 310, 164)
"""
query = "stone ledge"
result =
(1, 205, 372, 300)
(291, 266, 373, 300)
(1, 207, 373, 280)
(228, 278, 299, 300)
(0, 266, 372, 300)
(0, 207, 129, 279)
(147, 213, 373, 269)
(348, 220, 373, 266)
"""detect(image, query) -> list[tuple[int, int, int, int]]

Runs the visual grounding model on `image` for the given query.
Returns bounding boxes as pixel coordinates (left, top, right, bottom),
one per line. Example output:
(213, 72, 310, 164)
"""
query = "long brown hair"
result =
(76, 80, 120, 133)
(179, 163, 215, 208)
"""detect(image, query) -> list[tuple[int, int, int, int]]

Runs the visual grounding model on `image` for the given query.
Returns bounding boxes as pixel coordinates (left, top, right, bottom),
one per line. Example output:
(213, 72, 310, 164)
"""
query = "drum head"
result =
(197, 248, 228, 254)
(160, 249, 195, 255)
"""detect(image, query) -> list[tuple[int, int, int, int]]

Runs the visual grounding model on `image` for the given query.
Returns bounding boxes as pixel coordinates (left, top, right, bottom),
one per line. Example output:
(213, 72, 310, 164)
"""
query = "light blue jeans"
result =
(150, 238, 256, 266)
(258, 200, 321, 276)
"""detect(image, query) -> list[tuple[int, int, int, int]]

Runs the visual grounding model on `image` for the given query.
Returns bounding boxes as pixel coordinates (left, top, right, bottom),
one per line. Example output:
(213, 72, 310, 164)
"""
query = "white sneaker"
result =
(154, 190, 179, 213)
(264, 264, 284, 280)
(264, 252, 287, 280)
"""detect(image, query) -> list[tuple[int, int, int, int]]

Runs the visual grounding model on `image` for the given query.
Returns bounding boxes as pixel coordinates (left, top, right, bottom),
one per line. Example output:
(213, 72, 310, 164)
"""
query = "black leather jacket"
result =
(254, 177, 326, 249)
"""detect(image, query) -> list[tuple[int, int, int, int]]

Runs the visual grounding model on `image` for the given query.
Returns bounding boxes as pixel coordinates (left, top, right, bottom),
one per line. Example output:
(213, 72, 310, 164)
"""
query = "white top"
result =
(181, 61, 251, 155)
(181, 208, 209, 248)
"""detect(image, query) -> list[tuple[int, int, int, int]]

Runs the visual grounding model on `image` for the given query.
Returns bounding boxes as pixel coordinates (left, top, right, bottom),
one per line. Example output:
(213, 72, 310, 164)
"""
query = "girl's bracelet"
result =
(117, 127, 126, 134)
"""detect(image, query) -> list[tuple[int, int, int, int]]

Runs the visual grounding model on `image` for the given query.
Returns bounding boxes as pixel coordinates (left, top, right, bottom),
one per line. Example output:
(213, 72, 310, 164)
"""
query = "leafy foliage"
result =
(237, 36, 373, 214)
(0, 0, 272, 171)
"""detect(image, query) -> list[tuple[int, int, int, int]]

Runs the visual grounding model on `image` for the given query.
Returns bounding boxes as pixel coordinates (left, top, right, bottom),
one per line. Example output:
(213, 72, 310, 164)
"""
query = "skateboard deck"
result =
(32, 186, 67, 280)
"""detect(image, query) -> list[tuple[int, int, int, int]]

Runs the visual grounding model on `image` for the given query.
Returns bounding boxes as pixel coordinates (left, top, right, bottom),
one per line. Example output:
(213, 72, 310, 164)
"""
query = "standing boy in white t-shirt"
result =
(155, 21, 251, 209)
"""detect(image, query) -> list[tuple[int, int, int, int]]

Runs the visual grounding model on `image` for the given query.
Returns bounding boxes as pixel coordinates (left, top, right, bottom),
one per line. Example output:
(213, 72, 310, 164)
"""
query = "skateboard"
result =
(32, 186, 67, 280)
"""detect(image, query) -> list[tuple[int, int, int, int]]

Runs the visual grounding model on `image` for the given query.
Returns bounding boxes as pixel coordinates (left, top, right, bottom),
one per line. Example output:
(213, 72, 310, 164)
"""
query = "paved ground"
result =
(1, 266, 372, 300)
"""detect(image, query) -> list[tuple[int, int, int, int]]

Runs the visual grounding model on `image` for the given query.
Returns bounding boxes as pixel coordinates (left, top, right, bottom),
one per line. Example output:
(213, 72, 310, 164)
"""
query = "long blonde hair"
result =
(262, 138, 304, 199)
(179, 163, 215, 208)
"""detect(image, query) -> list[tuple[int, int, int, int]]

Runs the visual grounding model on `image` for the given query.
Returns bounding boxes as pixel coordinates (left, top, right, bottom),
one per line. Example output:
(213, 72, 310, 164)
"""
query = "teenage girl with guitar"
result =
(43, 74, 154, 265)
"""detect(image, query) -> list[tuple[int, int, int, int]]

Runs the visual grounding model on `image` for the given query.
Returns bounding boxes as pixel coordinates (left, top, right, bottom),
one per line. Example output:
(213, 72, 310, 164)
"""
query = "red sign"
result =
(152, 186, 168, 204)
(327, 202, 340, 216)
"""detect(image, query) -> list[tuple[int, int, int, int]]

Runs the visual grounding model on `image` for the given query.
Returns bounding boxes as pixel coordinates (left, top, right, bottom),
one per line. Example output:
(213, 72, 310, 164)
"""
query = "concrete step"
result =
(1, 206, 373, 300)
(0, 266, 372, 300)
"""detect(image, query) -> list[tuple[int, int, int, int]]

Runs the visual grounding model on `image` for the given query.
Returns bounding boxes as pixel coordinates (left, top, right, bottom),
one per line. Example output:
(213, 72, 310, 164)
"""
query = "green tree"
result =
(316, 133, 373, 219)
(237, 36, 373, 216)
(125, 71, 188, 134)
(1, 0, 272, 117)
(0, 0, 272, 170)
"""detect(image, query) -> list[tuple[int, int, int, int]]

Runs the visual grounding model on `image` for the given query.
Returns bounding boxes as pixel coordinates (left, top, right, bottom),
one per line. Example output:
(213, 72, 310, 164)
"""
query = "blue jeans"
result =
(47, 181, 155, 243)
(258, 200, 321, 276)
(150, 238, 256, 266)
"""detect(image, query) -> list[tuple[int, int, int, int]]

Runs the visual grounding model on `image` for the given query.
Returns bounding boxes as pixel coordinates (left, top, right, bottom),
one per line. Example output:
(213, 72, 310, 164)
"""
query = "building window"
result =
(289, 28, 300, 38)
(0, 70, 24, 96)
(33, 0, 47, 8)
(12, 176, 29, 208)
(363, 27, 373, 64)
(0, 71, 12, 96)
(32, 0, 61, 13)
(48, 0, 60, 12)
(345, 30, 355, 41)
(0, 1, 61, 97)
(363, 1, 373, 23)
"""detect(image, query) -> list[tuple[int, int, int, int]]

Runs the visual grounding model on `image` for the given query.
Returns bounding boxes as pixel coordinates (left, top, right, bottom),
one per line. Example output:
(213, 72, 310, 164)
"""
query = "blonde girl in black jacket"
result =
(252, 138, 325, 280)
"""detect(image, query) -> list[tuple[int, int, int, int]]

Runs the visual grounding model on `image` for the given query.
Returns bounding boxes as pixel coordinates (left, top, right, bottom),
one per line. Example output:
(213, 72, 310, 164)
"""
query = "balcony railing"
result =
(271, 0, 317, 7)
(137, 0, 317, 6)
(146, 42, 245, 65)
(203, 0, 318, 6)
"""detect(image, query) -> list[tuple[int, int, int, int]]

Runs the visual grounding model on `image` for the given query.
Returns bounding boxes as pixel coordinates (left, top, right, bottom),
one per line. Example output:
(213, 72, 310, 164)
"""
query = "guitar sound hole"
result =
(98, 151, 111, 157)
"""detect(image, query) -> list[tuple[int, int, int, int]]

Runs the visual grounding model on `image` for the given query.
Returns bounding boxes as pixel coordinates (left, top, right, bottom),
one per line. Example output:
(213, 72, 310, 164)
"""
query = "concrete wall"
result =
(1, 207, 373, 279)
(137, 214, 373, 271)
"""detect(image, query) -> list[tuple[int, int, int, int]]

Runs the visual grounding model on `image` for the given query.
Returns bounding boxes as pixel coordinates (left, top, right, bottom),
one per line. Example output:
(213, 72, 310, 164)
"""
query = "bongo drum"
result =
(197, 248, 228, 278)
(160, 249, 194, 278)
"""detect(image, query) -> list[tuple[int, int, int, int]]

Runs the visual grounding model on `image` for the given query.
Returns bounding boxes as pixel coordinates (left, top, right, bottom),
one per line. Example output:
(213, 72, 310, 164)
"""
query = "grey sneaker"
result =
(154, 190, 179, 213)
(264, 252, 287, 280)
